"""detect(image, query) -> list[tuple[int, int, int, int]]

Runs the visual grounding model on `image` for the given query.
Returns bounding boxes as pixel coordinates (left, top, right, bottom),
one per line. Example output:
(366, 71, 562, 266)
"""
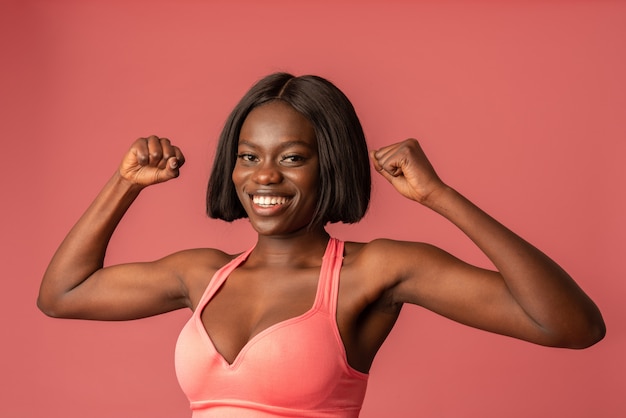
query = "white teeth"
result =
(252, 195, 289, 207)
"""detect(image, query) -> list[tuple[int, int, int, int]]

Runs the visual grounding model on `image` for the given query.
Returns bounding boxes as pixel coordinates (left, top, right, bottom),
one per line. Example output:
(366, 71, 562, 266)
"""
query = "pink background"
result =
(2, 1, 625, 417)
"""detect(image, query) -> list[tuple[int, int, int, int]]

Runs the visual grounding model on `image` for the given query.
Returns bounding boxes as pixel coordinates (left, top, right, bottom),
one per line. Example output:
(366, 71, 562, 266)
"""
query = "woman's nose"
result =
(252, 161, 283, 185)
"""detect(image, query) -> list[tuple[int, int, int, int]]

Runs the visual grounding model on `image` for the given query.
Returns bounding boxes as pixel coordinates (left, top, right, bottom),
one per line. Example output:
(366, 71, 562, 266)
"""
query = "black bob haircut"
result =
(206, 72, 371, 227)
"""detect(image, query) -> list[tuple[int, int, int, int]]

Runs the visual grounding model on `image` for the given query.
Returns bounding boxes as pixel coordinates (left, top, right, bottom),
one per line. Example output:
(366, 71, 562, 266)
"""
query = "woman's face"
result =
(232, 101, 320, 236)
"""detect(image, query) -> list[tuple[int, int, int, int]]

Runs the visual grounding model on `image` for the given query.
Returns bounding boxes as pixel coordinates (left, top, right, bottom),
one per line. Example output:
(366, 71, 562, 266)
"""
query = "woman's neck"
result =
(248, 228, 330, 268)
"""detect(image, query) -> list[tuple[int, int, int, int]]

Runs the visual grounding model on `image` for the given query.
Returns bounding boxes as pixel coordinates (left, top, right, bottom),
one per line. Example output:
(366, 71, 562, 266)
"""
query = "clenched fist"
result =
(370, 138, 445, 205)
(119, 136, 185, 187)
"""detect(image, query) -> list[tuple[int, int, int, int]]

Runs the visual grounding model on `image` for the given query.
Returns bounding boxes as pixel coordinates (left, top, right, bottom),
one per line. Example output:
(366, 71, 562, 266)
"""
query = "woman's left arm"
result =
(371, 139, 605, 348)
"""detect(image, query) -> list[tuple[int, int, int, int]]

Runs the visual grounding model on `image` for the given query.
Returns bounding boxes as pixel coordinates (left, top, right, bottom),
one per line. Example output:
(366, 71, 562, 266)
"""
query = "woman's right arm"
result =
(37, 136, 189, 320)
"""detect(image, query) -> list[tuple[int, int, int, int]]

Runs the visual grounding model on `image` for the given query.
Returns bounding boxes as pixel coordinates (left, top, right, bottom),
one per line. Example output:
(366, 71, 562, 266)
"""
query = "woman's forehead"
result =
(239, 101, 316, 148)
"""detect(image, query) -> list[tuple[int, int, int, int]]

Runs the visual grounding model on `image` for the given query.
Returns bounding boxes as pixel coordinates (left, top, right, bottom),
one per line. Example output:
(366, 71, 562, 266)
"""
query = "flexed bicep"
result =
(38, 137, 189, 320)
(50, 256, 190, 320)
(388, 242, 552, 345)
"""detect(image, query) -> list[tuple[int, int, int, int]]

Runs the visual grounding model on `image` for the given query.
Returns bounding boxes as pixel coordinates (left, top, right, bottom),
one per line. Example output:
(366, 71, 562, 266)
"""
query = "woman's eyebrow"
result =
(237, 139, 315, 150)
(236, 139, 258, 148)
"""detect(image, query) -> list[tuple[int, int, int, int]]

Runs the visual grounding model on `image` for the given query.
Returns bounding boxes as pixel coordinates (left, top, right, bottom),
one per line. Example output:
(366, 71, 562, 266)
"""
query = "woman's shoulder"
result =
(157, 248, 244, 277)
(159, 247, 247, 308)
(343, 238, 435, 261)
(338, 239, 436, 312)
(342, 238, 441, 284)
(161, 247, 243, 271)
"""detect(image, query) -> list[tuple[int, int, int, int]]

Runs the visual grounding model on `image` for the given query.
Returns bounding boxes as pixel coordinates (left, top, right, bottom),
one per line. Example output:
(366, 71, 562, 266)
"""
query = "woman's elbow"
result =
(37, 295, 60, 318)
(37, 292, 72, 319)
(572, 318, 606, 349)
(551, 312, 606, 349)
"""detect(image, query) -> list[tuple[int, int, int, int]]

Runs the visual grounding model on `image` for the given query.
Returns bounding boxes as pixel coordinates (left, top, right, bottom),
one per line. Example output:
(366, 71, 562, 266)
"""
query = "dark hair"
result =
(206, 72, 371, 226)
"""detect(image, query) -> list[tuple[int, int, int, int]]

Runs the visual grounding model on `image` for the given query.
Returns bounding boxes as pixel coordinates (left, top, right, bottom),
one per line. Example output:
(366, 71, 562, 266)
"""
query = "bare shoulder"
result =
(342, 238, 439, 289)
(345, 238, 455, 292)
(158, 247, 243, 308)
(161, 247, 238, 269)
(340, 238, 454, 311)
(344, 238, 440, 270)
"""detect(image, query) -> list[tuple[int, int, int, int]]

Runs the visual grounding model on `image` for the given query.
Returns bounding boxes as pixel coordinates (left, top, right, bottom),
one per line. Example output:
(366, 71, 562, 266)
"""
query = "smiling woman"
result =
(207, 73, 371, 227)
(38, 72, 605, 417)
(232, 101, 320, 236)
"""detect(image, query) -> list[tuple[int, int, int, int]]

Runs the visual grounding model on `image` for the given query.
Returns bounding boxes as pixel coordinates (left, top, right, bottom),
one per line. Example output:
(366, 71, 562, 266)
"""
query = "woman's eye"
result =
(282, 155, 305, 164)
(237, 153, 257, 162)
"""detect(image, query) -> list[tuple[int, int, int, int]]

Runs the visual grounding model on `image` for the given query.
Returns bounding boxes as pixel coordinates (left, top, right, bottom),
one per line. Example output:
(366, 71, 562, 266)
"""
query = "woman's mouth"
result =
(252, 195, 290, 208)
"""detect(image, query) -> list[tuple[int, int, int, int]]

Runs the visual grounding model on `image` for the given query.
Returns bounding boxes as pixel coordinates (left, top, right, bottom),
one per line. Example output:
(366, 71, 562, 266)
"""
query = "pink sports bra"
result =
(174, 238, 369, 417)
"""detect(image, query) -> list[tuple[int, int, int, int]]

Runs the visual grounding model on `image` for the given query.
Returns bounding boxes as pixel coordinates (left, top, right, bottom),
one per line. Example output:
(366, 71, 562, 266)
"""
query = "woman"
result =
(38, 73, 605, 417)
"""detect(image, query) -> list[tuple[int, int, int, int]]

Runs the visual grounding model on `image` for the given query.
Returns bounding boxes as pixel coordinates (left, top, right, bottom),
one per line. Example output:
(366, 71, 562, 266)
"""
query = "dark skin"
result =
(38, 101, 605, 374)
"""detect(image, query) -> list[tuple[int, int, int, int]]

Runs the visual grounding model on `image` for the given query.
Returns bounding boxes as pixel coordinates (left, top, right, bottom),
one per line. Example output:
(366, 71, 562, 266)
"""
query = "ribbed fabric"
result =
(175, 238, 368, 417)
